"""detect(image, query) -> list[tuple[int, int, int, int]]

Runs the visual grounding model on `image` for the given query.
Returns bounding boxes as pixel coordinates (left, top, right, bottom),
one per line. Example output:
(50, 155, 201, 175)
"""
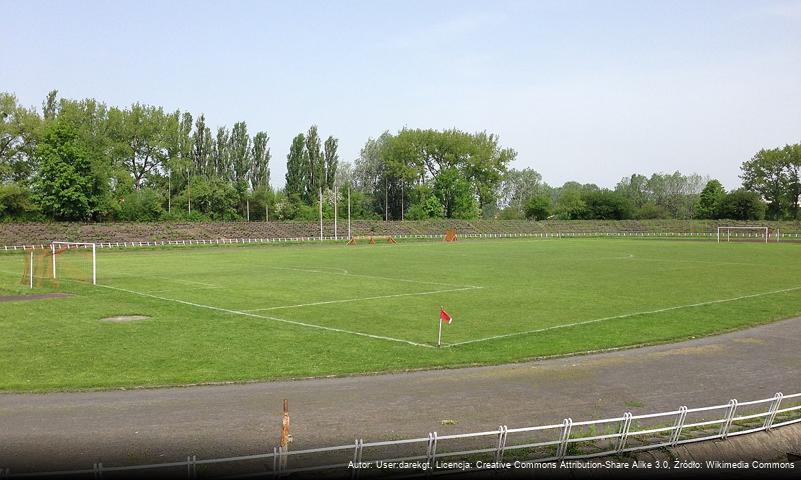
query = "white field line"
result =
(244, 286, 483, 312)
(96, 284, 436, 348)
(164, 278, 218, 287)
(267, 266, 480, 289)
(143, 285, 223, 294)
(446, 285, 801, 347)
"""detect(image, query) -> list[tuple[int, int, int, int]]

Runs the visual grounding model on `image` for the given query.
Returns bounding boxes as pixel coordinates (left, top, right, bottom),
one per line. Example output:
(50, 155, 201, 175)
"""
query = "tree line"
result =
(1, 90, 799, 222)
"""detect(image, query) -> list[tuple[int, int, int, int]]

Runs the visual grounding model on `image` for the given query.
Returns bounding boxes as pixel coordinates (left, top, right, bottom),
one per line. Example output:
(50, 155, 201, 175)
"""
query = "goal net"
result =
(716, 226, 774, 243)
(23, 242, 97, 287)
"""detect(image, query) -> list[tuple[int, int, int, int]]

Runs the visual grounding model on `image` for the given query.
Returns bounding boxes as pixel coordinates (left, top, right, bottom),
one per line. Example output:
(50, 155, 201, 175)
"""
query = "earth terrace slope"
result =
(1, 219, 799, 246)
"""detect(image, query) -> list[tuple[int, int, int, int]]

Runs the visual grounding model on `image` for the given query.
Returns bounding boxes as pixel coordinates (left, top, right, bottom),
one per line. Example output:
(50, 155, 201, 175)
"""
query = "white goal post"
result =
(51, 241, 96, 285)
(716, 226, 771, 244)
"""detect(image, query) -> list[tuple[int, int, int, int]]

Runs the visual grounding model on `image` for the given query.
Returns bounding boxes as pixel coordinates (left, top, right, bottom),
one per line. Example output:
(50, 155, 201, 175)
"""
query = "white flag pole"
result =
(437, 307, 443, 347)
(319, 188, 323, 241)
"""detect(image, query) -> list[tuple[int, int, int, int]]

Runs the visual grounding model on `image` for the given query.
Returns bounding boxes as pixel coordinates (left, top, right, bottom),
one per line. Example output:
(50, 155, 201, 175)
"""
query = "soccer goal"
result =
(50, 242, 97, 285)
(716, 226, 772, 243)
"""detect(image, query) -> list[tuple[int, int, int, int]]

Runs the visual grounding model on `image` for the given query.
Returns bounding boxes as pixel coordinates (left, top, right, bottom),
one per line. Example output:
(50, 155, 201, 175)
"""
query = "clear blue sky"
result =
(2, 0, 800, 189)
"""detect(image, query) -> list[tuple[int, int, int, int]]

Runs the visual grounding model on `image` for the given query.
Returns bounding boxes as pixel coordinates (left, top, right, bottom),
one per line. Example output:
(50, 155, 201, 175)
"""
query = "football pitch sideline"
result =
(1, 237, 801, 391)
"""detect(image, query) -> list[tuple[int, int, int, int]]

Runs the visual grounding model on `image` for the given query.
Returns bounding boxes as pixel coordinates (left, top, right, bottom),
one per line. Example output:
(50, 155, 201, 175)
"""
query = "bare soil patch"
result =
(0, 293, 71, 303)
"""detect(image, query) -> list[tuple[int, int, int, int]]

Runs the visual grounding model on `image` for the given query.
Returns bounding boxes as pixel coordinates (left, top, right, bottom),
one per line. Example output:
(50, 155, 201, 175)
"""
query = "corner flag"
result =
(437, 306, 452, 347)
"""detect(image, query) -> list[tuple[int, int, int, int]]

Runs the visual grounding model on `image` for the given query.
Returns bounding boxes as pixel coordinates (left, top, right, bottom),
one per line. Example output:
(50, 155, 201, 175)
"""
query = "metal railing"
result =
(3, 230, 799, 252)
(4, 391, 800, 478)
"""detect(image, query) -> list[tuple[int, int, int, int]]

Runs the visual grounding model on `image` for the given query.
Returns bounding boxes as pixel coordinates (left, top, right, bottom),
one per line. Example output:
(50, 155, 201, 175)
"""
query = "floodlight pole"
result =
(246, 199, 250, 222)
(347, 187, 352, 240)
(334, 183, 338, 240)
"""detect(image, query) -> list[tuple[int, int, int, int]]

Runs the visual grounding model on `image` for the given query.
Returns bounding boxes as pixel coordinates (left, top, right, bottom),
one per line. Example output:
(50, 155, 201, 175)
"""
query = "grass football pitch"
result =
(1, 237, 801, 391)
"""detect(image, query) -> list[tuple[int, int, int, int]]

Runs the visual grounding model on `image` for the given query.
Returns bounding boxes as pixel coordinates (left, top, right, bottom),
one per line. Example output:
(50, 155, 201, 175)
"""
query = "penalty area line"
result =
(447, 285, 801, 348)
(244, 286, 483, 312)
(96, 284, 435, 348)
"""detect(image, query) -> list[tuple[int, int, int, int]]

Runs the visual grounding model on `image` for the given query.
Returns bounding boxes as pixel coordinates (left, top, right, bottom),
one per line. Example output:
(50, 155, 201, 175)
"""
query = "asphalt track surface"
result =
(1, 317, 800, 473)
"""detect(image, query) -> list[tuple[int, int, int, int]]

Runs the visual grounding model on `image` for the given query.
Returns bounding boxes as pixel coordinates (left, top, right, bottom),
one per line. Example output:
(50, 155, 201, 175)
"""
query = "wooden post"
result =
(280, 399, 290, 470)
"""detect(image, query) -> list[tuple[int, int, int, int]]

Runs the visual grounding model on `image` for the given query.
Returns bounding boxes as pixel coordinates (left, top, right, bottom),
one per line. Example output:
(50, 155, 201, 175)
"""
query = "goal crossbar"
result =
(716, 226, 770, 243)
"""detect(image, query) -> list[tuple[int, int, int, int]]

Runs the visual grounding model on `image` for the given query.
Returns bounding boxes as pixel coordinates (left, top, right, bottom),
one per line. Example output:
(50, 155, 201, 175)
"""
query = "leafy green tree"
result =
(741, 148, 789, 220)
(324, 136, 338, 190)
(0, 92, 41, 182)
(213, 126, 229, 178)
(0, 182, 37, 220)
(524, 195, 551, 220)
(304, 125, 324, 202)
(33, 115, 98, 220)
(174, 176, 239, 220)
(406, 195, 444, 220)
(229, 121, 250, 191)
(285, 133, 306, 200)
(646, 172, 706, 219)
(634, 202, 670, 219)
(696, 179, 726, 219)
(553, 186, 587, 219)
(783, 144, 801, 219)
(497, 168, 548, 217)
(192, 114, 212, 177)
(463, 132, 515, 210)
(719, 189, 766, 220)
(118, 188, 164, 221)
(354, 133, 394, 217)
(108, 103, 169, 189)
(249, 131, 270, 189)
(42, 90, 58, 120)
(433, 167, 479, 219)
(614, 174, 649, 209)
(581, 190, 633, 220)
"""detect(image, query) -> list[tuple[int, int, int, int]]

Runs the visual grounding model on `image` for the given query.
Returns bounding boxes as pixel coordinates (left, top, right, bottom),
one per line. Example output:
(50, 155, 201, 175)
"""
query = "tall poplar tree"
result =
(324, 136, 338, 190)
(285, 133, 306, 200)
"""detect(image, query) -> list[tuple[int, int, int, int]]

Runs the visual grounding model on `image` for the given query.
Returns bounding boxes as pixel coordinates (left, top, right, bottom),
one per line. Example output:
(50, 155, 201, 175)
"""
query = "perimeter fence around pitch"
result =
(1, 229, 798, 252)
(3, 391, 800, 479)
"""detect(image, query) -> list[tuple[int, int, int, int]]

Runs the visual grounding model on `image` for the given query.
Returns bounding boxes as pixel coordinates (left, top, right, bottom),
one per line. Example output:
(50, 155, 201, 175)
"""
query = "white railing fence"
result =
(2, 230, 799, 252)
(3, 391, 800, 479)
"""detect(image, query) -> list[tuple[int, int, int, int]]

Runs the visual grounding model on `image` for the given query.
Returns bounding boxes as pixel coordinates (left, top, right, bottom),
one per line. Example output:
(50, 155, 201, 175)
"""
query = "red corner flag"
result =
(440, 307, 452, 324)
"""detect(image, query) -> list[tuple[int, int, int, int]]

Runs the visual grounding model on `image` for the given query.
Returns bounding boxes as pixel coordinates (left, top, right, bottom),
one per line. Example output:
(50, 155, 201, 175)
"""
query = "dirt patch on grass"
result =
(100, 315, 151, 323)
(0, 293, 71, 303)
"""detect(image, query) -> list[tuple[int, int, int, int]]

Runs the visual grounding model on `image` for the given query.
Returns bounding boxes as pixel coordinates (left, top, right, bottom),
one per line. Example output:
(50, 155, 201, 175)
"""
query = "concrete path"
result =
(2, 317, 801, 473)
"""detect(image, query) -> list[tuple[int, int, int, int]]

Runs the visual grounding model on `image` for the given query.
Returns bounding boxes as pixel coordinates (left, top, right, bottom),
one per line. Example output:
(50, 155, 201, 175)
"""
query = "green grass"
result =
(1, 237, 801, 392)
